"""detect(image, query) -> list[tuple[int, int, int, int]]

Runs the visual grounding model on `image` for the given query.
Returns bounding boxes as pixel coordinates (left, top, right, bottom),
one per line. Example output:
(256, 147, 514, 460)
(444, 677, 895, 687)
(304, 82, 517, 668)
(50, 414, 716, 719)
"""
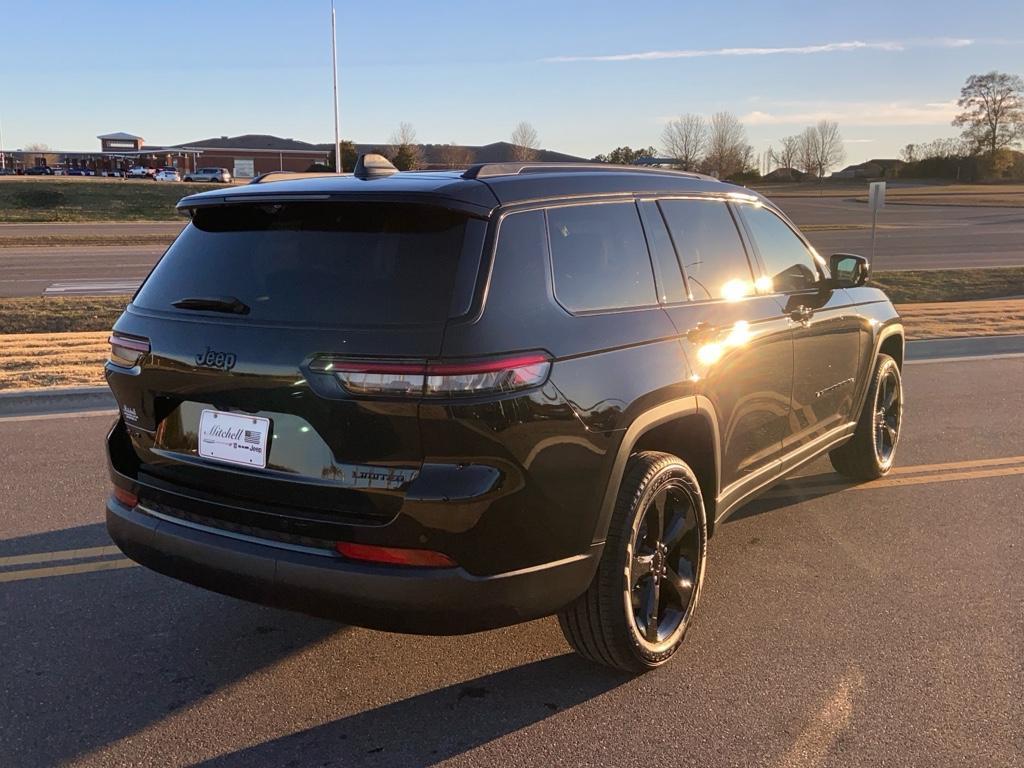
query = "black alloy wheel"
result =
(629, 479, 701, 647)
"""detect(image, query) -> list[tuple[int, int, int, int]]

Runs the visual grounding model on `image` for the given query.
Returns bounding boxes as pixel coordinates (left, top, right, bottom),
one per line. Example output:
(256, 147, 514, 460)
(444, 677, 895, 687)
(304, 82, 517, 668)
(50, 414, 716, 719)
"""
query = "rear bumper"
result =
(106, 497, 601, 634)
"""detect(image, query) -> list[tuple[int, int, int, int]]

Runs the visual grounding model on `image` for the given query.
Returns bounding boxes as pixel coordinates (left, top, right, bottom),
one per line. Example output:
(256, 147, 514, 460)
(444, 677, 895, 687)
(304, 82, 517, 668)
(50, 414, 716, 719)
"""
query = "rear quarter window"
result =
(133, 202, 477, 327)
(546, 202, 657, 313)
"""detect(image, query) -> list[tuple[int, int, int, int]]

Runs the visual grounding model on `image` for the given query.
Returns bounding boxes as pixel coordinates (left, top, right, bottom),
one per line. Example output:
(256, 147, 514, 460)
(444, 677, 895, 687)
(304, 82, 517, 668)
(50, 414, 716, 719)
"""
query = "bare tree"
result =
(811, 120, 845, 178)
(953, 71, 1024, 155)
(438, 143, 473, 169)
(388, 122, 422, 170)
(510, 121, 540, 161)
(22, 142, 49, 152)
(775, 134, 801, 171)
(796, 127, 819, 176)
(661, 114, 707, 171)
(702, 112, 751, 179)
(899, 143, 918, 163)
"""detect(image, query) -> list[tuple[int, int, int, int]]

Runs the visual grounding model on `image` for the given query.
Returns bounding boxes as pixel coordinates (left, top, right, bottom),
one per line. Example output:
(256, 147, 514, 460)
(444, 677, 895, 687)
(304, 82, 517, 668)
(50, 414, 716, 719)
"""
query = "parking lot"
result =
(2, 355, 1021, 767)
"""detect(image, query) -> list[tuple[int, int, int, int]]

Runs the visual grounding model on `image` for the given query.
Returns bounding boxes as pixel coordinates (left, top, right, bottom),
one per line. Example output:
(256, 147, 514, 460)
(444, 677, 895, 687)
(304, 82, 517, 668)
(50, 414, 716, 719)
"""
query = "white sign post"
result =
(868, 181, 886, 265)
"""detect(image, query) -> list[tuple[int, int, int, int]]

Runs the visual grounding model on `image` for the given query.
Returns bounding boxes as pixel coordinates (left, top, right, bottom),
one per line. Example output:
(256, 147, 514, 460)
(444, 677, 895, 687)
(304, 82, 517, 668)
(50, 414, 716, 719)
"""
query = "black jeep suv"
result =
(105, 157, 904, 672)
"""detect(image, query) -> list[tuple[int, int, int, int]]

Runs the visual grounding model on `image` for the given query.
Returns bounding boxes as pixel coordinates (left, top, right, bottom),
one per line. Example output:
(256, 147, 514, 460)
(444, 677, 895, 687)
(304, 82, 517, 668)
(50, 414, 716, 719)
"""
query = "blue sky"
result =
(1, 0, 1021, 165)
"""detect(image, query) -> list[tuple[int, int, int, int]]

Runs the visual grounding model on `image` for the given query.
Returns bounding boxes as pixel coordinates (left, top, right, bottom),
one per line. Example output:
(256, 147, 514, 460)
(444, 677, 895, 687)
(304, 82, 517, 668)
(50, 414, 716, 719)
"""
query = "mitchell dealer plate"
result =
(198, 409, 271, 469)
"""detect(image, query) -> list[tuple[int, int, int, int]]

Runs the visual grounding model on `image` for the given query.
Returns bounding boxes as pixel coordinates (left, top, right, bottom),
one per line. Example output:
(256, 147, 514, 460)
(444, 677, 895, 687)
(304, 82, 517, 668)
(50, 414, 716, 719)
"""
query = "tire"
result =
(829, 353, 903, 481)
(558, 451, 708, 673)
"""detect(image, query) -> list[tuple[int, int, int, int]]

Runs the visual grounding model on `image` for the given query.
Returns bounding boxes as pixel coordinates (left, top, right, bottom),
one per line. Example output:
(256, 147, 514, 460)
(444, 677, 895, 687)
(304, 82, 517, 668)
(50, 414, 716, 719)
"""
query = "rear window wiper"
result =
(171, 296, 251, 315)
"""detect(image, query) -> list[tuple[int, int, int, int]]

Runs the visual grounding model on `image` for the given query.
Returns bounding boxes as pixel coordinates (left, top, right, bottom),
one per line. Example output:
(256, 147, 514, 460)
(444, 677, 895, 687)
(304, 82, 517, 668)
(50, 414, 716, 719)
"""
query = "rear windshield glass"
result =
(133, 202, 471, 326)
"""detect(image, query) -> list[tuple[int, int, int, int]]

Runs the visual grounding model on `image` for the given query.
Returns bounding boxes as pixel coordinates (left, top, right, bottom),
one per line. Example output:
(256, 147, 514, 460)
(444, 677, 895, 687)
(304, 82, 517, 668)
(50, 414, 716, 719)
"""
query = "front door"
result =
(734, 202, 862, 458)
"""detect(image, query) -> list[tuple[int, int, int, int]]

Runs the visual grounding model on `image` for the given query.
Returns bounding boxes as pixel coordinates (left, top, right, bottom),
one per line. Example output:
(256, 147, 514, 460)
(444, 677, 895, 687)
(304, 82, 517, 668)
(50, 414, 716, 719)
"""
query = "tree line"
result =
(321, 70, 1021, 181)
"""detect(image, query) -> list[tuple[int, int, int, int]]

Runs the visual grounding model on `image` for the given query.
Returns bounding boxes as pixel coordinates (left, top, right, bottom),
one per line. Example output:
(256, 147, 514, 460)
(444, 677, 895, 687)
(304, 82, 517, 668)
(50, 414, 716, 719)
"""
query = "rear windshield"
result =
(133, 202, 473, 326)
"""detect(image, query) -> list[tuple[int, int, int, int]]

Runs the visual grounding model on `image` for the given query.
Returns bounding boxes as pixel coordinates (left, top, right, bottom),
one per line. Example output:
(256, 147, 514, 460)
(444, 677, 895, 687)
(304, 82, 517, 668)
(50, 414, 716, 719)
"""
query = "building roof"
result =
(177, 165, 742, 215)
(177, 134, 322, 152)
(309, 141, 585, 165)
(97, 132, 144, 141)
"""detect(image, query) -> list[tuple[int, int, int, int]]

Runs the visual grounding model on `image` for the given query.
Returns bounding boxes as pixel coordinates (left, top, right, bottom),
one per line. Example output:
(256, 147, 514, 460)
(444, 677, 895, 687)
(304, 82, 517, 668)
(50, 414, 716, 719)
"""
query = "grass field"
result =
(0, 176, 219, 222)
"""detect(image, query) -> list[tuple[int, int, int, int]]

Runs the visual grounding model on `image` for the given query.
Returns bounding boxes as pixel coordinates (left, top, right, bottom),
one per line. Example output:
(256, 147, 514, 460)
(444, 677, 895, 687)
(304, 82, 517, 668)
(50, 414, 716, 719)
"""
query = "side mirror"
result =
(829, 253, 870, 288)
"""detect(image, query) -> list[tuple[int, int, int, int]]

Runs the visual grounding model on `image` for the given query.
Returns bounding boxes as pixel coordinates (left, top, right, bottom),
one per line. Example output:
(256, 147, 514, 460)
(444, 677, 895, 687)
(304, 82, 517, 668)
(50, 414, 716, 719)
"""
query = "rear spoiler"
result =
(175, 191, 495, 219)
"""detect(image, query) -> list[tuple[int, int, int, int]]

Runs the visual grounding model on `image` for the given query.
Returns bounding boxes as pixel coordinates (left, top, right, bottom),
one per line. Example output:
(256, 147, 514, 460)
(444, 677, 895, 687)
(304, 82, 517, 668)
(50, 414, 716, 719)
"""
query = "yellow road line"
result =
(766, 464, 1024, 500)
(0, 545, 121, 568)
(0, 558, 137, 583)
(889, 455, 1024, 475)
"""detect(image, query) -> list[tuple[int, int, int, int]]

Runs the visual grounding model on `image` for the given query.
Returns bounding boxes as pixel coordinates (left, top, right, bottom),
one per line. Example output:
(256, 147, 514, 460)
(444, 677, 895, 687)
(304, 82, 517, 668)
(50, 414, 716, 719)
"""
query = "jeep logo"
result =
(195, 347, 237, 370)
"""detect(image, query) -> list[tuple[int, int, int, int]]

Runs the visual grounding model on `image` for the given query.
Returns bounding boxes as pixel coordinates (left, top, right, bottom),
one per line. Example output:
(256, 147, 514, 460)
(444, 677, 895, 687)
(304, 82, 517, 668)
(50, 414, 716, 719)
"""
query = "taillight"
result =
(112, 486, 138, 508)
(335, 542, 456, 568)
(311, 353, 551, 398)
(108, 332, 150, 368)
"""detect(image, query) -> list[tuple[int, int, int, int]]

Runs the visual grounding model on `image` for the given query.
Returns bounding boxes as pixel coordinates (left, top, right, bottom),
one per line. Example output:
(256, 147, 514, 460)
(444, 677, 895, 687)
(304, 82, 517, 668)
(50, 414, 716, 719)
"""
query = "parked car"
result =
(0, 168, 15, 175)
(154, 169, 181, 182)
(184, 167, 232, 183)
(66, 167, 92, 176)
(128, 166, 155, 178)
(104, 157, 904, 672)
(23, 166, 52, 175)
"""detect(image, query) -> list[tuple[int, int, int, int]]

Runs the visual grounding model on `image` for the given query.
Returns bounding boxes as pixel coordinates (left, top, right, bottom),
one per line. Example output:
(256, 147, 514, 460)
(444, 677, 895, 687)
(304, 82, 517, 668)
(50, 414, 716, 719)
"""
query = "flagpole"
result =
(331, 0, 342, 173)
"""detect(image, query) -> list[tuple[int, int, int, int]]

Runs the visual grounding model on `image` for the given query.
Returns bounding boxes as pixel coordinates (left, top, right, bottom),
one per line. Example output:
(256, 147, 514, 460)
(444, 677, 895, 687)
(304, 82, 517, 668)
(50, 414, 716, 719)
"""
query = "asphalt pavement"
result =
(1, 357, 1021, 767)
(773, 197, 1024, 271)
(0, 244, 165, 297)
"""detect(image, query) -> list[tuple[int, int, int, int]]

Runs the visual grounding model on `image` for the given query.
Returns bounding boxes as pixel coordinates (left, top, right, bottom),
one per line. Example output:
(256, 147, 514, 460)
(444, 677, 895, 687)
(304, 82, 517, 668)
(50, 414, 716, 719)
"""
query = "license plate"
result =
(198, 409, 271, 469)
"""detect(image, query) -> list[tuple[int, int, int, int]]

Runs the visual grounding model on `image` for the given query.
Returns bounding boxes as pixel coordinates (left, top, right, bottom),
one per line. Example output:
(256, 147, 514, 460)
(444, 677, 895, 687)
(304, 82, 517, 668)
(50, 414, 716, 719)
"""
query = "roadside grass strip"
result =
(0, 331, 109, 389)
(896, 299, 1024, 339)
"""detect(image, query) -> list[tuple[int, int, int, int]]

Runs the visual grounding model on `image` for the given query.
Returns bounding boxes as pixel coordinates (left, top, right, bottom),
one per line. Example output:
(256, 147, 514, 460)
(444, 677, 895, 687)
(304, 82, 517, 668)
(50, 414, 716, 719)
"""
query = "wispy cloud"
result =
(543, 37, 973, 63)
(740, 100, 959, 127)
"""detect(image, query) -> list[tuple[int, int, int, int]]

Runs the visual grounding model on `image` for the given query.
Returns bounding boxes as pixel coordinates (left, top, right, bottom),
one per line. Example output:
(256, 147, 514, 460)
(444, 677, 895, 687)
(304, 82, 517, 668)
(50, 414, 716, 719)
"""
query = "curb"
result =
(0, 386, 115, 417)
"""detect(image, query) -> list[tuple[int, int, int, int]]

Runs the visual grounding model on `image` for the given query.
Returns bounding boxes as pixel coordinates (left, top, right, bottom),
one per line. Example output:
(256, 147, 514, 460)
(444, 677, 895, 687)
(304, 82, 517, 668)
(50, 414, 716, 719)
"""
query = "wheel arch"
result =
(591, 396, 721, 544)
(878, 326, 905, 369)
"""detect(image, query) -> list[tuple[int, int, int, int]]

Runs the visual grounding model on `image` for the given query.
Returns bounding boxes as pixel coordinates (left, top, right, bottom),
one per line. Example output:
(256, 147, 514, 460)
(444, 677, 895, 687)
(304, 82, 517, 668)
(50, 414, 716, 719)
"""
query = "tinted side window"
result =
(547, 202, 657, 313)
(739, 205, 820, 293)
(638, 201, 686, 304)
(658, 199, 752, 301)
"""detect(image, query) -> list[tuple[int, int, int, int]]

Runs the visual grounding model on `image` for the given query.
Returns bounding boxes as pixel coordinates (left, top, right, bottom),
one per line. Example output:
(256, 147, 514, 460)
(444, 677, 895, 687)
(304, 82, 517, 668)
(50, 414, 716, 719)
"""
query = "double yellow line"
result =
(764, 454, 1024, 500)
(0, 545, 136, 583)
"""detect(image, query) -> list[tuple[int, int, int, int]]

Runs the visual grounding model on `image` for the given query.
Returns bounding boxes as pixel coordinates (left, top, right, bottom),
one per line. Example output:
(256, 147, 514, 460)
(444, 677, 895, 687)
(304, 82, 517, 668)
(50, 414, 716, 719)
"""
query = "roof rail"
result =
(461, 162, 718, 182)
(249, 170, 343, 184)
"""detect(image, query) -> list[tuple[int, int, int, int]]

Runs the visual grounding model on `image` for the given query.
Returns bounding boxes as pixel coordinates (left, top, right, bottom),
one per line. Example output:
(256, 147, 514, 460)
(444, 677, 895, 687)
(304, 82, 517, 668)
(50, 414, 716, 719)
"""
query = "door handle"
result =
(686, 321, 717, 343)
(789, 305, 813, 323)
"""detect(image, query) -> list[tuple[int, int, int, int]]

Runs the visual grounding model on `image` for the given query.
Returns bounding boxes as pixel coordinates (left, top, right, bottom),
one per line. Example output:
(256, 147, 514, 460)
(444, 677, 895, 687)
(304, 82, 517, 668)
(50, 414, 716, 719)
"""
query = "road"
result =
(0, 244, 165, 297)
(1, 356, 1021, 767)
(773, 197, 1024, 271)
(0, 200, 1021, 297)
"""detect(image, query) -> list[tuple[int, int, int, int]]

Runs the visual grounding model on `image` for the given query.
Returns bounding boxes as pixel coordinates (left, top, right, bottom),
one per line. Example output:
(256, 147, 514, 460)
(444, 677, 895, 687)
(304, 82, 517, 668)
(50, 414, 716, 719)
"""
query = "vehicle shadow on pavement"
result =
(0, 523, 343, 768)
(193, 653, 630, 767)
(727, 471, 856, 522)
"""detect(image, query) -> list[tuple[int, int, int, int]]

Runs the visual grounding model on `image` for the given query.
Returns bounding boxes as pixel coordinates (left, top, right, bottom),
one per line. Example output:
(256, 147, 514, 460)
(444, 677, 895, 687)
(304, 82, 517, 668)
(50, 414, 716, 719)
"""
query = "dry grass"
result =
(0, 331, 108, 389)
(895, 299, 1024, 340)
(0, 234, 174, 248)
(0, 296, 130, 334)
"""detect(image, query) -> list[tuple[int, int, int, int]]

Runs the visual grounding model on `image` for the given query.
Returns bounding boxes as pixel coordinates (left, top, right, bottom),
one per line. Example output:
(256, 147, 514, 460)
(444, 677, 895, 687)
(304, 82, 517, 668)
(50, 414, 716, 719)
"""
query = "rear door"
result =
(650, 197, 794, 501)
(108, 201, 485, 530)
